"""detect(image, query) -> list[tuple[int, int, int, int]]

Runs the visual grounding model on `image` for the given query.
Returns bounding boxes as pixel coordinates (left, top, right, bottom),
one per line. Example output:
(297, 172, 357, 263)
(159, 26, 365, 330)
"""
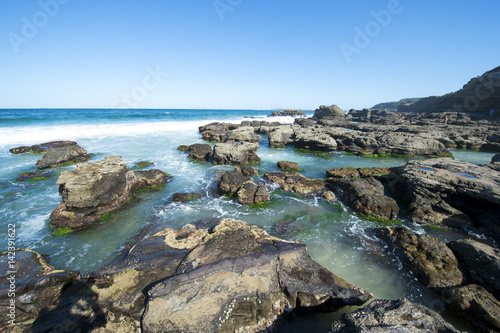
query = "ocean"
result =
(0, 108, 494, 331)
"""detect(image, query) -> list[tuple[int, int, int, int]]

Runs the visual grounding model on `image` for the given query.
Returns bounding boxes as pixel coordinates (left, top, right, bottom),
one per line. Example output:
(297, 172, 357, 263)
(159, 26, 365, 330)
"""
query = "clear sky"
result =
(0, 0, 499, 110)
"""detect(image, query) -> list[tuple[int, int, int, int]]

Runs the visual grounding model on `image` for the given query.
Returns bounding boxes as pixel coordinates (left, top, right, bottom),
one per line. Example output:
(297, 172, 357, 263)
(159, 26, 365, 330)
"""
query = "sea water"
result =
(0, 109, 493, 332)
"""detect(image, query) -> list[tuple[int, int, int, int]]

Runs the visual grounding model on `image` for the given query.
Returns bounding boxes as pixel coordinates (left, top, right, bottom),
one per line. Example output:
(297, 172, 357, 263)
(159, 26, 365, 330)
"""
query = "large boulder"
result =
(442, 284, 500, 332)
(0, 249, 79, 331)
(212, 142, 260, 165)
(312, 104, 346, 120)
(328, 177, 399, 220)
(264, 172, 325, 196)
(142, 219, 372, 332)
(227, 126, 261, 144)
(50, 156, 170, 231)
(330, 298, 460, 332)
(198, 122, 234, 142)
(292, 127, 338, 151)
(9, 141, 77, 154)
(277, 161, 301, 171)
(388, 158, 500, 234)
(376, 227, 462, 288)
(187, 143, 213, 162)
(447, 239, 500, 299)
(35, 144, 89, 169)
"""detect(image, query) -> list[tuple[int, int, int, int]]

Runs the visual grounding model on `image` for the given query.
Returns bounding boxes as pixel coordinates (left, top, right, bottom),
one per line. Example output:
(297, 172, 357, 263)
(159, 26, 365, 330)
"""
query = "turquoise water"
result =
(0, 109, 493, 332)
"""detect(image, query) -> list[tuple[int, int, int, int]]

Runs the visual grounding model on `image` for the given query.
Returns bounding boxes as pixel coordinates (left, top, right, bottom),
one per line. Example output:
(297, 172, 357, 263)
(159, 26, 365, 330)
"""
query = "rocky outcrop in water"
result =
(328, 177, 399, 220)
(234, 165, 258, 176)
(50, 156, 171, 231)
(264, 172, 325, 196)
(212, 142, 261, 165)
(186, 143, 213, 162)
(172, 192, 202, 202)
(277, 161, 300, 171)
(9, 141, 78, 154)
(217, 171, 269, 205)
(0, 249, 79, 331)
(271, 110, 306, 117)
(330, 298, 460, 332)
(398, 66, 500, 118)
(35, 144, 89, 169)
(376, 227, 462, 288)
(387, 158, 500, 236)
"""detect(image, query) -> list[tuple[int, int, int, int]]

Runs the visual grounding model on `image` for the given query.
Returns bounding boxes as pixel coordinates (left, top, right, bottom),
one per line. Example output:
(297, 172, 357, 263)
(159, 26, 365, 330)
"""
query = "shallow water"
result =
(0, 109, 492, 332)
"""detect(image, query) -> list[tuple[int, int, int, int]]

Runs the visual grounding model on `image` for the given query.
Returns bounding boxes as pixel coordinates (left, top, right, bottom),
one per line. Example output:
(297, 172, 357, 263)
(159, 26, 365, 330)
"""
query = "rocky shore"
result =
(4, 77, 500, 332)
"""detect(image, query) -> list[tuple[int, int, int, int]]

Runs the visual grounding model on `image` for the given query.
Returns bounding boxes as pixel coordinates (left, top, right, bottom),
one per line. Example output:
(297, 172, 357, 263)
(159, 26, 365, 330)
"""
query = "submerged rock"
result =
(376, 227, 462, 288)
(388, 158, 500, 233)
(131, 161, 154, 170)
(447, 239, 500, 299)
(0, 249, 79, 331)
(212, 142, 260, 165)
(328, 177, 399, 220)
(50, 156, 170, 231)
(17, 170, 54, 182)
(442, 284, 500, 332)
(172, 192, 202, 202)
(35, 144, 89, 169)
(264, 172, 325, 196)
(9, 141, 77, 154)
(277, 161, 301, 171)
(330, 298, 460, 332)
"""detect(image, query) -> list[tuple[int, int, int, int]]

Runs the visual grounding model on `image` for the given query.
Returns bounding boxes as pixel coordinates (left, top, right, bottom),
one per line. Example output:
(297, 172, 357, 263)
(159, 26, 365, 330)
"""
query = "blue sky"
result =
(0, 0, 499, 110)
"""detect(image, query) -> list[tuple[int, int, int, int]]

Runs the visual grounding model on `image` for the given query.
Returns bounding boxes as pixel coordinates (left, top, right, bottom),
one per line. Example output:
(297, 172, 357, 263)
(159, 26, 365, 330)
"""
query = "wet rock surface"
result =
(172, 192, 203, 202)
(187, 143, 213, 162)
(234, 165, 258, 176)
(0, 249, 79, 331)
(277, 160, 301, 171)
(217, 171, 269, 205)
(330, 298, 460, 332)
(50, 156, 170, 231)
(376, 227, 462, 288)
(328, 177, 399, 220)
(35, 144, 90, 169)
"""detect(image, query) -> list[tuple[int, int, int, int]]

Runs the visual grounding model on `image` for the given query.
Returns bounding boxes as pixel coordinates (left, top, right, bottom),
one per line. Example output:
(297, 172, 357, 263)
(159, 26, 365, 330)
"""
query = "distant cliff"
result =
(371, 98, 423, 111)
(398, 66, 500, 117)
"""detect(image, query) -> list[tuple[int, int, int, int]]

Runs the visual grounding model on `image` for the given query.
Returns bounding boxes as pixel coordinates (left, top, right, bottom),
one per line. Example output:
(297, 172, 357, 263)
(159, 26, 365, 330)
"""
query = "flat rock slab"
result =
(388, 158, 500, 233)
(264, 172, 325, 196)
(142, 219, 372, 332)
(330, 298, 460, 332)
(9, 141, 77, 154)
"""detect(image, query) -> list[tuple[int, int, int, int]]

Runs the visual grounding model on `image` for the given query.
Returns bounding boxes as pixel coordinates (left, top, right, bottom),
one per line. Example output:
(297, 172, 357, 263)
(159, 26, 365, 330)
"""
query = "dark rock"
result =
(294, 117, 316, 126)
(0, 249, 79, 331)
(328, 177, 399, 220)
(177, 145, 189, 152)
(35, 145, 89, 169)
(50, 156, 170, 231)
(17, 170, 54, 182)
(312, 104, 346, 120)
(187, 143, 213, 162)
(447, 239, 500, 299)
(217, 171, 269, 205)
(326, 167, 359, 179)
(442, 284, 500, 332)
(264, 172, 325, 196)
(172, 193, 202, 202)
(217, 171, 249, 196)
(142, 219, 372, 332)
(388, 158, 500, 233)
(492, 153, 500, 164)
(234, 165, 258, 177)
(330, 298, 460, 332)
(9, 141, 77, 154)
(212, 142, 260, 165)
(277, 161, 301, 171)
(376, 227, 462, 288)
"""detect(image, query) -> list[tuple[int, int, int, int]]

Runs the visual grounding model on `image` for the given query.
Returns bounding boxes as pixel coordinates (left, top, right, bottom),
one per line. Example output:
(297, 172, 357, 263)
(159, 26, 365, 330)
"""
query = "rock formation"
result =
(264, 172, 325, 196)
(212, 142, 261, 165)
(35, 144, 89, 169)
